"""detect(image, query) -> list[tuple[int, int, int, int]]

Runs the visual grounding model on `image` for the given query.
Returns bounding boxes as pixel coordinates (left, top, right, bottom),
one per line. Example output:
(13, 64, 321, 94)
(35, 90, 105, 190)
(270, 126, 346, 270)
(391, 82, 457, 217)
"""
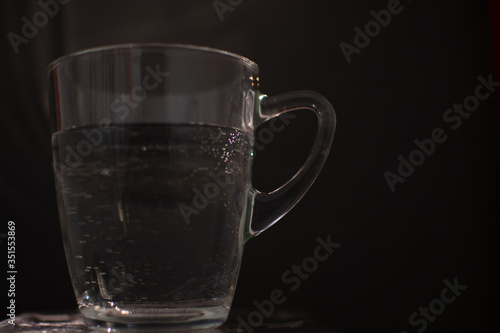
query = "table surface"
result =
(0, 309, 340, 332)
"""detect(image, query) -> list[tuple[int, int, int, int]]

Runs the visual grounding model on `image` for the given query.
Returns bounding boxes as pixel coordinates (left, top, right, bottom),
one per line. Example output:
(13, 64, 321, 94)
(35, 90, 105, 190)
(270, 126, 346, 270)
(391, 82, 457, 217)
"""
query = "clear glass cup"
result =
(47, 44, 336, 331)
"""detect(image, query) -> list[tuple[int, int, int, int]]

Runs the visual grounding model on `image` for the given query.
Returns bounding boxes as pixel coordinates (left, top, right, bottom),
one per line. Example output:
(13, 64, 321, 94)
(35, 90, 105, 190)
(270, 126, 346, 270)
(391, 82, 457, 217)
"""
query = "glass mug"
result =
(48, 44, 336, 330)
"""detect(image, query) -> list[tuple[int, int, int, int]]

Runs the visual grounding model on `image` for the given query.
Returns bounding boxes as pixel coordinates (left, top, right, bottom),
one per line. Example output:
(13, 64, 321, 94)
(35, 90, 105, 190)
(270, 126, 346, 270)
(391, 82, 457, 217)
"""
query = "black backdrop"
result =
(1, 0, 499, 332)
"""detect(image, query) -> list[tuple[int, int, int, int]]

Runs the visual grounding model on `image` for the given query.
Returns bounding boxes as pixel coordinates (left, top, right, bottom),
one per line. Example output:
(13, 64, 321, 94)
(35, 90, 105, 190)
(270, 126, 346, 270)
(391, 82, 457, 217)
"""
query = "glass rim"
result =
(47, 43, 259, 72)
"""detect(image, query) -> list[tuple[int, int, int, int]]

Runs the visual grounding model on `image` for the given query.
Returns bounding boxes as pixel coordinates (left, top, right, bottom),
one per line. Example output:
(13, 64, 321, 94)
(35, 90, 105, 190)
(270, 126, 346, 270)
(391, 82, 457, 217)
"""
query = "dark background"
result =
(1, 0, 499, 332)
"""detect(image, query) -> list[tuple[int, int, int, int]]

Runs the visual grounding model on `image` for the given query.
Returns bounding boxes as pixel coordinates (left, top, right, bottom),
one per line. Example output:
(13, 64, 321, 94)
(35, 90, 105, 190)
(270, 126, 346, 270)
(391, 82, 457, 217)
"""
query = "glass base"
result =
(81, 305, 228, 331)
(0, 309, 338, 332)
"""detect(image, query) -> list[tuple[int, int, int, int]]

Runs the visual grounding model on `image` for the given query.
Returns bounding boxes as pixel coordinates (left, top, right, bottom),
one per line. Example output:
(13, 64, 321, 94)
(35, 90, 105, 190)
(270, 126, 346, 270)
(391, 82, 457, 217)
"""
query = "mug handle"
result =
(245, 91, 337, 241)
